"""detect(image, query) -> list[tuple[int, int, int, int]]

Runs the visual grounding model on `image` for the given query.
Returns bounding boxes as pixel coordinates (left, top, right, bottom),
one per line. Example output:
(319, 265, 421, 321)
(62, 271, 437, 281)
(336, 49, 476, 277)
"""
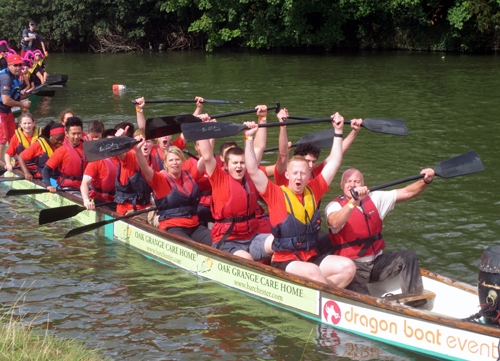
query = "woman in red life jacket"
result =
(4, 112, 41, 171)
(135, 136, 212, 246)
(83, 120, 104, 141)
(18, 122, 65, 181)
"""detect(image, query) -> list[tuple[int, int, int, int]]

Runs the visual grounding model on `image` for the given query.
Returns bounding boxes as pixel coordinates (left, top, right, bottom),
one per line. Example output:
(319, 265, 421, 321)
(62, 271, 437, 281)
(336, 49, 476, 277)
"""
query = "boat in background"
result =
(1, 173, 499, 361)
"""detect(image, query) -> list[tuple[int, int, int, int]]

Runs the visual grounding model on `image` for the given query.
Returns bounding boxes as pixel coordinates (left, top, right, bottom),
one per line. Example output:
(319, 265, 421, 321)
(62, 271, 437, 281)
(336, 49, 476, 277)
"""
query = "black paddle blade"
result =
(145, 114, 201, 140)
(363, 118, 408, 136)
(83, 137, 139, 162)
(6, 188, 49, 196)
(182, 122, 247, 141)
(34, 90, 55, 97)
(434, 150, 484, 178)
(39, 204, 85, 225)
(297, 128, 336, 148)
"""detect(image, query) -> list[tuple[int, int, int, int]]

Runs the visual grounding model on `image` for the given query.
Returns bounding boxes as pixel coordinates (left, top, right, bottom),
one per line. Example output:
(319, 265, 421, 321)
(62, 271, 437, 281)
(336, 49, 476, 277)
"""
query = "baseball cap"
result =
(7, 54, 23, 65)
(29, 20, 36, 25)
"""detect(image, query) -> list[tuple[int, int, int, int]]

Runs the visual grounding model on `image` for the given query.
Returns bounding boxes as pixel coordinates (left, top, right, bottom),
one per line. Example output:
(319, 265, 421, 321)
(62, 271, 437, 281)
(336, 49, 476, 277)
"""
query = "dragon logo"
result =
(323, 300, 341, 325)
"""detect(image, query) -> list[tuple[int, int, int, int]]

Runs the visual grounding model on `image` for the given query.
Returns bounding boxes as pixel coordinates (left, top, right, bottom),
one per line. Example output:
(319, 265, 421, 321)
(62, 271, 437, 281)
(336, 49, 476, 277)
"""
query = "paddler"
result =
(3, 112, 42, 171)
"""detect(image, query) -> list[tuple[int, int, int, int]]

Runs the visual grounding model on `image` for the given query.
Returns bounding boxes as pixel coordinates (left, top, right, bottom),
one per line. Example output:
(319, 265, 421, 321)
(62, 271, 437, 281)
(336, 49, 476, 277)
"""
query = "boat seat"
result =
(382, 289, 436, 305)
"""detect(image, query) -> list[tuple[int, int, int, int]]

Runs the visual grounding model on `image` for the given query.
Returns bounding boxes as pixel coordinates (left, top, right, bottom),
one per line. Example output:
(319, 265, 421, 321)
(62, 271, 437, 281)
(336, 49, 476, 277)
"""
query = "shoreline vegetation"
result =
(0, 290, 109, 361)
(1, 1, 499, 53)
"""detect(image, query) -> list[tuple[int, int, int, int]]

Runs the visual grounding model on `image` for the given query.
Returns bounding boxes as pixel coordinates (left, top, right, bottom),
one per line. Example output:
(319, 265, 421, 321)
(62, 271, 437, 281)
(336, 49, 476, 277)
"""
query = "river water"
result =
(1, 50, 500, 360)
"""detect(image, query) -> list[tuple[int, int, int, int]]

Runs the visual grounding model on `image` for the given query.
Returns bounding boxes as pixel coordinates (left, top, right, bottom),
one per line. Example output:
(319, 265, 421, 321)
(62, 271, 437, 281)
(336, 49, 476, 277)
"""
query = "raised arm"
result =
(134, 97, 146, 129)
(253, 105, 268, 164)
(320, 113, 344, 185)
(192, 96, 204, 116)
(134, 138, 154, 182)
(274, 108, 289, 175)
(244, 121, 268, 194)
(342, 118, 362, 155)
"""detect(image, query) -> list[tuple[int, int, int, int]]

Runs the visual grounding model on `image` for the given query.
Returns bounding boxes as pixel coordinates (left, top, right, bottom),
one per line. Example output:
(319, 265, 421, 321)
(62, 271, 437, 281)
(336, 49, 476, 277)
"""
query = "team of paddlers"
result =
(0, 29, 436, 304)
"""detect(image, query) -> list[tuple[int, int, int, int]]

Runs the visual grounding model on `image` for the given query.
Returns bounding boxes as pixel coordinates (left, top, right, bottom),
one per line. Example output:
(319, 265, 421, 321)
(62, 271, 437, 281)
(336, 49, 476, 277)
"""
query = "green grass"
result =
(0, 290, 110, 361)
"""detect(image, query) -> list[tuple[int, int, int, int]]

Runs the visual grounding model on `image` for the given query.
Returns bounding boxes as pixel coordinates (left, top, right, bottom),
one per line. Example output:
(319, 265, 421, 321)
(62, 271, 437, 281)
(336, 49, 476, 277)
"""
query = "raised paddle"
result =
(181, 117, 405, 142)
(6, 187, 79, 196)
(350, 150, 485, 200)
(264, 128, 337, 152)
(39, 201, 116, 225)
(287, 116, 408, 136)
(64, 207, 157, 239)
(132, 99, 243, 105)
(145, 103, 281, 140)
(83, 136, 141, 162)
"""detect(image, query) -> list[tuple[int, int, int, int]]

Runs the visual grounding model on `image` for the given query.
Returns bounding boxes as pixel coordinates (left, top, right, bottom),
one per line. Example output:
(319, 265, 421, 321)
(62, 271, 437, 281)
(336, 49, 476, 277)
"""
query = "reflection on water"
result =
(4, 50, 500, 360)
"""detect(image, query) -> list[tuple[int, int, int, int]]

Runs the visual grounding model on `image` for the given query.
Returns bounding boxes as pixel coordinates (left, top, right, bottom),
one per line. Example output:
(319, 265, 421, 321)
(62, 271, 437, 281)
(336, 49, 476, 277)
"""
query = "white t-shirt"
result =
(324, 190, 397, 234)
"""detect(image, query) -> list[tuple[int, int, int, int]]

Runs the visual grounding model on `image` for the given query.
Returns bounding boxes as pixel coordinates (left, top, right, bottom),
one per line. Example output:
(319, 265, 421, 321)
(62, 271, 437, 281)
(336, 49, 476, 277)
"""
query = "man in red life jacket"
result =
(198, 106, 273, 261)
(324, 167, 435, 298)
(244, 114, 356, 287)
(43, 117, 86, 192)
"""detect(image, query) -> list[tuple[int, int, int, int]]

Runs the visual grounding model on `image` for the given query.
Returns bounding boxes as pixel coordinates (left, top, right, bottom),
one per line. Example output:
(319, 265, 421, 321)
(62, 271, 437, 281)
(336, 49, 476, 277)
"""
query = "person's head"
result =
(0, 42, 8, 56)
(34, 51, 43, 60)
(65, 117, 83, 147)
(102, 128, 116, 138)
(156, 135, 172, 150)
(58, 109, 74, 125)
(294, 143, 321, 171)
(134, 128, 153, 157)
(285, 155, 311, 194)
(7, 54, 23, 76)
(22, 60, 31, 74)
(115, 122, 134, 138)
(87, 120, 105, 140)
(48, 123, 65, 148)
(340, 168, 364, 199)
(164, 146, 186, 177)
(28, 20, 36, 30)
(224, 146, 246, 181)
(219, 140, 237, 166)
(18, 113, 35, 134)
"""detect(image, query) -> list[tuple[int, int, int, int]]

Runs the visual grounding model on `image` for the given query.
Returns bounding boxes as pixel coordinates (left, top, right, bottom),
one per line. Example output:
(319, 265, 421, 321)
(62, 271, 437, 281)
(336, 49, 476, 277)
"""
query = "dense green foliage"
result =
(1, 0, 499, 52)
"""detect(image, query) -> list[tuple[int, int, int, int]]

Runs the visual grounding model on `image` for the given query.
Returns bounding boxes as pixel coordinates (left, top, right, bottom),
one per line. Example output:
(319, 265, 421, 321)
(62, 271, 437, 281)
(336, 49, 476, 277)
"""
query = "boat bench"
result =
(383, 289, 436, 304)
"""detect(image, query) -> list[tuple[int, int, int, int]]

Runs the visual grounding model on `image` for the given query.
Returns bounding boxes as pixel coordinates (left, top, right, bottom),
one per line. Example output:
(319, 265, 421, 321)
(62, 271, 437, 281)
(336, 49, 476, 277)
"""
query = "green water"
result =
(2, 50, 500, 360)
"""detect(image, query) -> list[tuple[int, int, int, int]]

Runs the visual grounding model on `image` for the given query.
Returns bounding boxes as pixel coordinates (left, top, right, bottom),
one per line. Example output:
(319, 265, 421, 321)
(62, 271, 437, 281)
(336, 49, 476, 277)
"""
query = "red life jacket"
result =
(150, 145, 164, 171)
(328, 195, 386, 259)
(211, 172, 260, 243)
(57, 139, 87, 188)
(89, 158, 117, 202)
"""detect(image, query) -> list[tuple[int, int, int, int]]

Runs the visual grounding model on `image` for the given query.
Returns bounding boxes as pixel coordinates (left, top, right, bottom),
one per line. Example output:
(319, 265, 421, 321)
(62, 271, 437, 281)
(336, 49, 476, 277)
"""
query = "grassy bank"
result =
(0, 299, 110, 361)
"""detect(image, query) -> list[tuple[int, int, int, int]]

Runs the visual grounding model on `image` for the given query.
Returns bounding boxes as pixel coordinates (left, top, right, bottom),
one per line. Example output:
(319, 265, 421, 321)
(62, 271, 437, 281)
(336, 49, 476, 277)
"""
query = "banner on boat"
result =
(321, 296, 500, 361)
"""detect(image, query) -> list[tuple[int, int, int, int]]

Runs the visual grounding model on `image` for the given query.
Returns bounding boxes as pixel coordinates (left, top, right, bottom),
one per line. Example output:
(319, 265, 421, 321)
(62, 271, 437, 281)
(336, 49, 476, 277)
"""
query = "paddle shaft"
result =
(132, 99, 243, 104)
(211, 103, 280, 119)
(6, 187, 79, 196)
(0, 176, 25, 182)
(65, 207, 157, 238)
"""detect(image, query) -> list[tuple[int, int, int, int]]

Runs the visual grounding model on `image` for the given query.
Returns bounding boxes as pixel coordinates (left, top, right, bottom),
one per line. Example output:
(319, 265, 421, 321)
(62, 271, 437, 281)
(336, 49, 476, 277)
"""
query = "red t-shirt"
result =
(149, 166, 202, 230)
(84, 157, 119, 180)
(45, 141, 83, 170)
(261, 174, 329, 263)
(6, 132, 34, 156)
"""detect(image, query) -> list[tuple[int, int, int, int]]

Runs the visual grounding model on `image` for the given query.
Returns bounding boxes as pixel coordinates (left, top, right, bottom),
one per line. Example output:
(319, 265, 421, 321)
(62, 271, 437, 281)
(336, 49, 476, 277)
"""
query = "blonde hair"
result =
(164, 146, 186, 169)
(133, 128, 146, 138)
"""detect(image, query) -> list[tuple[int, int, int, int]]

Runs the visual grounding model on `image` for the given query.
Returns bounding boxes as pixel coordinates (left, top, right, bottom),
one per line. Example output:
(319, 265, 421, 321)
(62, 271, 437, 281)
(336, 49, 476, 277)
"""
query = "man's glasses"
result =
(11, 64, 22, 68)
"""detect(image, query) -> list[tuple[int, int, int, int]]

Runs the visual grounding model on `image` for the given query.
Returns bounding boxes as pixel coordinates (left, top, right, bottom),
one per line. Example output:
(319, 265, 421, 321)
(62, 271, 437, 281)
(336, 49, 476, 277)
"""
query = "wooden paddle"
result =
(287, 116, 408, 136)
(350, 150, 485, 200)
(181, 117, 408, 142)
(145, 103, 281, 140)
(39, 201, 116, 225)
(6, 187, 79, 196)
(264, 128, 336, 152)
(83, 136, 141, 162)
(65, 207, 157, 239)
(132, 99, 243, 104)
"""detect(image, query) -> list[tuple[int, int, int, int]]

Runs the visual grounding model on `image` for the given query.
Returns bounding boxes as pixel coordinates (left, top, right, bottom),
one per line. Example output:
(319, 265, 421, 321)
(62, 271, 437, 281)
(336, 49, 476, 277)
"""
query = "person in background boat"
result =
(18, 122, 65, 181)
(134, 135, 212, 246)
(198, 107, 273, 261)
(3, 112, 41, 171)
(21, 59, 36, 94)
(20, 20, 48, 58)
(33, 51, 48, 84)
(0, 42, 9, 70)
(114, 128, 153, 215)
(43, 117, 86, 193)
(245, 113, 356, 287)
(0, 54, 31, 166)
(324, 167, 435, 298)
(83, 120, 104, 141)
(58, 108, 74, 125)
(81, 128, 118, 209)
